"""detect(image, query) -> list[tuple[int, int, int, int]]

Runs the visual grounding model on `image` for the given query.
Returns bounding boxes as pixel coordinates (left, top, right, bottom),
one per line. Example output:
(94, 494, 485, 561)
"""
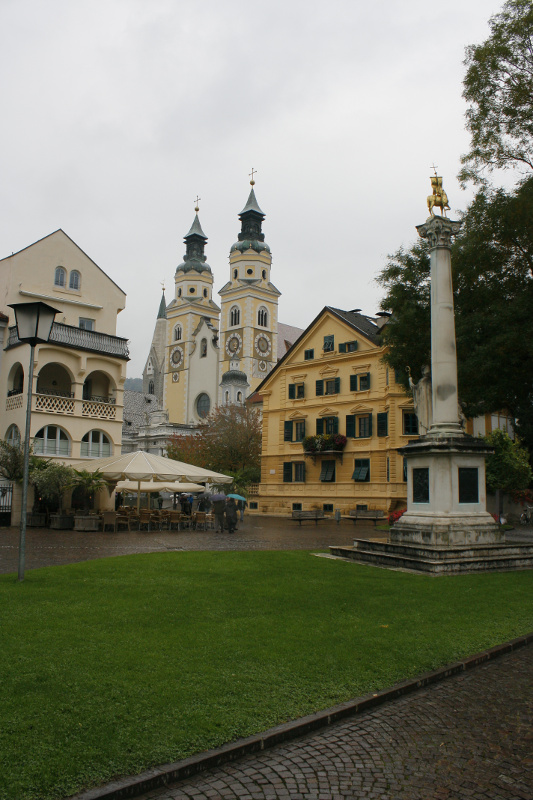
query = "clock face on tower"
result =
(169, 346, 183, 369)
(254, 333, 271, 356)
(225, 333, 242, 356)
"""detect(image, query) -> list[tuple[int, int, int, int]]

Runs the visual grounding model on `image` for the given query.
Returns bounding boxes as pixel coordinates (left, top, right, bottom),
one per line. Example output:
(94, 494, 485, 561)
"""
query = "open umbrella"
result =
(68, 451, 231, 513)
(209, 493, 227, 502)
(227, 493, 247, 502)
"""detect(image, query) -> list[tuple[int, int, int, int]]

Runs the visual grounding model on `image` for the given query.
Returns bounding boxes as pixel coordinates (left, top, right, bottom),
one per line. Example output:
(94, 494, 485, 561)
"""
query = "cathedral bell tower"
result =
(164, 204, 220, 424)
(218, 176, 280, 402)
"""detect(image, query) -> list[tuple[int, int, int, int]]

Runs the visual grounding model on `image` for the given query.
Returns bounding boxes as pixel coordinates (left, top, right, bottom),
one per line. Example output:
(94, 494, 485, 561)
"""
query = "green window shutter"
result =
(377, 412, 388, 437)
(316, 418, 324, 435)
(316, 380, 324, 396)
(334, 377, 340, 393)
(339, 342, 346, 353)
(333, 417, 339, 434)
(284, 421, 293, 441)
(283, 463, 293, 483)
(346, 415, 355, 438)
(288, 384, 296, 399)
(369, 413, 373, 436)
(350, 374, 357, 391)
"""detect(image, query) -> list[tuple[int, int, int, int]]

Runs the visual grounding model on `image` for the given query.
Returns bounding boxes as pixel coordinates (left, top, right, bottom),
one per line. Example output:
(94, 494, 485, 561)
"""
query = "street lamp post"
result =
(8, 302, 58, 581)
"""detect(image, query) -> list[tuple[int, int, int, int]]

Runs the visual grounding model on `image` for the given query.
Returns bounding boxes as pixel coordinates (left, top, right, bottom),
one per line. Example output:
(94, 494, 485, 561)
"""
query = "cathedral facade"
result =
(142, 184, 281, 425)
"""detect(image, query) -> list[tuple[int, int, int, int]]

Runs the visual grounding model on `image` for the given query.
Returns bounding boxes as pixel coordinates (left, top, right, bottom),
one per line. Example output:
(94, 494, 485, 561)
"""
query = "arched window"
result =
(237, 391, 243, 403)
(174, 325, 182, 342)
(230, 306, 240, 327)
(69, 270, 81, 290)
(7, 363, 24, 396)
(178, 288, 182, 297)
(148, 381, 154, 395)
(196, 393, 210, 419)
(262, 269, 266, 279)
(33, 425, 70, 456)
(225, 391, 230, 404)
(54, 267, 66, 287)
(81, 430, 112, 458)
(233, 269, 238, 279)
(6, 424, 21, 447)
(257, 307, 268, 327)
(200, 338, 207, 357)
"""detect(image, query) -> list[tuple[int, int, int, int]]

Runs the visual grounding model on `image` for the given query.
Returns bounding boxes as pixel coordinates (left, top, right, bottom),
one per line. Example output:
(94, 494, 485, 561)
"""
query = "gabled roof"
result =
(0, 229, 126, 296)
(255, 306, 381, 394)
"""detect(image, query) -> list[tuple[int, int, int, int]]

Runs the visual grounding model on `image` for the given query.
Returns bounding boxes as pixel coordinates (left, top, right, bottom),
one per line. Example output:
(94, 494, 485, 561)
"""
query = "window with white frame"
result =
(230, 306, 240, 327)
(54, 267, 66, 287)
(79, 318, 95, 331)
(69, 270, 81, 290)
(33, 426, 70, 456)
(81, 430, 112, 458)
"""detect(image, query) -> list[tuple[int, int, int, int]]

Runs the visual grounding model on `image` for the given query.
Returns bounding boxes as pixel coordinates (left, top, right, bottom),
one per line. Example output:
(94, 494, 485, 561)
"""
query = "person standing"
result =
(212, 497, 226, 533)
(225, 497, 238, 534)
(237, 499, 247, 523)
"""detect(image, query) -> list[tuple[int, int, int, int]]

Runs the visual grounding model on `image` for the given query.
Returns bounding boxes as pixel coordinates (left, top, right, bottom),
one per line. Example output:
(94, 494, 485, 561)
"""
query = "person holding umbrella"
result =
(211, 493, 226, 533)
(225, 497, 238, 534)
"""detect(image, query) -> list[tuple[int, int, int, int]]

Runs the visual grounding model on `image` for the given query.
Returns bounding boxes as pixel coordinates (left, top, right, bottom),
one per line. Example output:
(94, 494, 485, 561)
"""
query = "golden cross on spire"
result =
(249, 167, 257, 185)
(194, 195, 201, 212)
(161, 280, 166, 292)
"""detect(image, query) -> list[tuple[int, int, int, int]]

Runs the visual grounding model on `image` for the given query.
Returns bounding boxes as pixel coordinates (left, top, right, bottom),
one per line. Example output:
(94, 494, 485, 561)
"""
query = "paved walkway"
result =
(0, 516, 382, 574)
(137, 645, 533, 800)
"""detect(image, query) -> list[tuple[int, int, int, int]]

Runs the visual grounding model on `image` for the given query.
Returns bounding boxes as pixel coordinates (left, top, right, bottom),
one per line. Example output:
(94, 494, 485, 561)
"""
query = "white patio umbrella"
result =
(115, 480, 205, 510)
(69, 451, 231, 512)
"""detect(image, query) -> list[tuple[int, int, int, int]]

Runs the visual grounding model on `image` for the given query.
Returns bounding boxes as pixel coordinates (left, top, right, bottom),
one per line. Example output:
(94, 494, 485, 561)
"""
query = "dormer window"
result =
(69, 270, 81, 290)
(54, 267, 66, 287)
(230, 306, 240, 327)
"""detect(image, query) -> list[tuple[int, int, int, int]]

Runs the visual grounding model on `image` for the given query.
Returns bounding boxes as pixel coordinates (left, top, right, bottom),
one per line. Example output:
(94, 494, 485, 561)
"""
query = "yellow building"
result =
(218, 185, 280, 398)
(254, 306, 419, 515)
(0, 230, 128, 514)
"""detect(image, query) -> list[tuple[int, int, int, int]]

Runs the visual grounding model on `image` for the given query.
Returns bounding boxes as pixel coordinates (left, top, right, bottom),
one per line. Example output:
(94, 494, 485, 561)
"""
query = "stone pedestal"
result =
(393, 436, 500, 545)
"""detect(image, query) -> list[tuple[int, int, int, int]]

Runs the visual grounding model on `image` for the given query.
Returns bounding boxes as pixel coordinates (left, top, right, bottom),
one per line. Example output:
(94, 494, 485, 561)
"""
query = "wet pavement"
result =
(137, 645, 533, 800)
(0, 516, 382, 575)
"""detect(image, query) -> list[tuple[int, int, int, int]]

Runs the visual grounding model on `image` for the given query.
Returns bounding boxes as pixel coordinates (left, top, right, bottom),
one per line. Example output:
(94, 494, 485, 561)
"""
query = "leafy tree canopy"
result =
(377, 178, 533, 454)
(0, 440, 25, 482)
(166, 404, 262, 483)
(484, 429, 532, 493)
(460, 0, 533, 185)
(31, 464, 74, 512)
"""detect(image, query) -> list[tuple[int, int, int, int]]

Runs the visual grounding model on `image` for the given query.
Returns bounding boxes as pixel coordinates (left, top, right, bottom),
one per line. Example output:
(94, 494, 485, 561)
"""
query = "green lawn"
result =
(1, 551, 532, 800)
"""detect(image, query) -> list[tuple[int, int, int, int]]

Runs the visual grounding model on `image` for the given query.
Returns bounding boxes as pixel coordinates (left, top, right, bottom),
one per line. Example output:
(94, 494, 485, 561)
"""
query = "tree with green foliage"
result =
(0, 439, 26, 482)
(31, 463, 74, 513)
(460, 0, 533, 185)
(377, 178, 533, 456)
(166, 404, 262, 484)
(68, 469, 108, 510)
(484, 429, 532, 495)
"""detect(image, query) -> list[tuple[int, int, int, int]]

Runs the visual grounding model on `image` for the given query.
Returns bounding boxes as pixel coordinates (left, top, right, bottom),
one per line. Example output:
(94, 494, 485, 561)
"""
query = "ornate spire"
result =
(230, 174, 270, 255)
(176, 209, 212, 274)
(157, 289, 167, 319)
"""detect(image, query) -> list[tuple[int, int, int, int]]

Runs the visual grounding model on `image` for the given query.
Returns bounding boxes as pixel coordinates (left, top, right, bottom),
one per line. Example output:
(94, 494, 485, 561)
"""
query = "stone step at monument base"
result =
(329, 539, 533, 575)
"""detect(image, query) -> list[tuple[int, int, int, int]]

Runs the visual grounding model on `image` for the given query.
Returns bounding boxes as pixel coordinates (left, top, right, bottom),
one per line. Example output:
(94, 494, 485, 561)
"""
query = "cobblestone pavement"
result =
(0, 517, 383, 574)
(138, 646, 533, 800)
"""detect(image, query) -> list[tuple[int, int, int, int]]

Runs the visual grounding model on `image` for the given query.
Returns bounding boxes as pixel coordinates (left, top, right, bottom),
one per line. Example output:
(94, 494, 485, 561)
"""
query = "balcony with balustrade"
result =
(6, 322, 129, 360)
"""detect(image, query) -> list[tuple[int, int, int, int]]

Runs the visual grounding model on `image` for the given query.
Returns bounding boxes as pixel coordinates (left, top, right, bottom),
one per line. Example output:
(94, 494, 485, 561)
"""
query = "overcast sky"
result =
(0, 0, 505, 377)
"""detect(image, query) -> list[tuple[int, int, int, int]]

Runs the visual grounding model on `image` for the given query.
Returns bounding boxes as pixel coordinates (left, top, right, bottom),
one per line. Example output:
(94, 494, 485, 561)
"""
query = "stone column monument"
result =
(391, 177, 500, 546)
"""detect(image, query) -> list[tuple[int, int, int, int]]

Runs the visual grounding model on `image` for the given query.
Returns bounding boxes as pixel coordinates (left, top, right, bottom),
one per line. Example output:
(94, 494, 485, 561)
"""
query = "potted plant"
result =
(69, 469, 108, 531)
(31, 463, 75, 529)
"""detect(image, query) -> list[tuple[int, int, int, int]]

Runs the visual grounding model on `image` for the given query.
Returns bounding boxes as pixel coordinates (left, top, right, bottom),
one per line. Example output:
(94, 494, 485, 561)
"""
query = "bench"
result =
(349, 509, 385, 526)
(291, 510, 325, 526)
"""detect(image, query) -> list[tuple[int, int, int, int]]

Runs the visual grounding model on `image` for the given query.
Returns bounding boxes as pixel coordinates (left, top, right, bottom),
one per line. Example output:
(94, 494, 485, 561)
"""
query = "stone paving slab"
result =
(0, 517, 384, 574)
(129, 644, 533, 800)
